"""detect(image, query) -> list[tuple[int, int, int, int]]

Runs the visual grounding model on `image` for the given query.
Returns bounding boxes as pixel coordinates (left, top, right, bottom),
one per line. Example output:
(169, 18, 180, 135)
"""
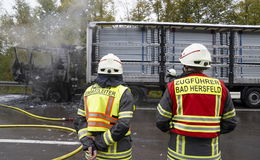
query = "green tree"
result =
(197, 0, 235, 24)
(234, 0, 260, 25)
(0, 14, 15, 54)
(171, 0, 194, 22)
(153, 0, 236, 24)
(13, 0, 33, 25)
(0, 48, 13, 81)
(162, 0, 175, 22)
(130, 0, 152, 21)
(151, 0, 164, 22)
(35, 0, 57, 19)
(88, 0, 115, 21)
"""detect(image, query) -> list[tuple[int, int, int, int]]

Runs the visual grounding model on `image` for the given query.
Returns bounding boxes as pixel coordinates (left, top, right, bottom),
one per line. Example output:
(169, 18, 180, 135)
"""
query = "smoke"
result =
(3, 0, 89, 48)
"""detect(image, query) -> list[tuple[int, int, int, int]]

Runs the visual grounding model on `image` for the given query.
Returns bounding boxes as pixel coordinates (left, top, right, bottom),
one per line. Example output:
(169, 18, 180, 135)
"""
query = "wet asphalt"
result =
(0, 98, 260, 160)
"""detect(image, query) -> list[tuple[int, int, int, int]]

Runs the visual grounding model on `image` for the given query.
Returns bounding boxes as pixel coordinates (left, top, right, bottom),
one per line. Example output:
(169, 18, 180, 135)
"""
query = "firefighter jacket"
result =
(156, 73, 237, 160)
(74, 83, 135, 160)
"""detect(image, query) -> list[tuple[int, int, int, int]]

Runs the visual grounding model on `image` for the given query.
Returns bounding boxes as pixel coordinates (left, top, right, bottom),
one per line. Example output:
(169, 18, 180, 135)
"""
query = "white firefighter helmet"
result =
(179, 43, 212, 68)
(98, 53, 123, 74)
(167, 68, 176, 77)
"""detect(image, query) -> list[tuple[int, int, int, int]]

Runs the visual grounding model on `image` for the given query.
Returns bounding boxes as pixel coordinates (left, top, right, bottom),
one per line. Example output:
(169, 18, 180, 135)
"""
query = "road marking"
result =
(136, 107, 260, 112)
(0, 139, 80, 145)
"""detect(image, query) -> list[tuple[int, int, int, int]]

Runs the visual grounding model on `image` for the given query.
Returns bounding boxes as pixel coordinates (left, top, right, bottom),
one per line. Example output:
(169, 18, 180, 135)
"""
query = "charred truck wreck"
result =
(11, 45, 86, 102)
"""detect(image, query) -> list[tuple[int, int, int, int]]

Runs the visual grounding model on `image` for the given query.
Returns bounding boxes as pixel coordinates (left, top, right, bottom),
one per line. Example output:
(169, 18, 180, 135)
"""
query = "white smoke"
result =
(3, 0, 89, 48)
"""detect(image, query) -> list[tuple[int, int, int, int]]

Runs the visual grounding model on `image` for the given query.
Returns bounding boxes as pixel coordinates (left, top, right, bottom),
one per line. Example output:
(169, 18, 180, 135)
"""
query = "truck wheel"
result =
(244, 87, 260, 108)
(240, 87, 248, 105)
(130, 86, 145, 105)
(46, 88, 61, 103)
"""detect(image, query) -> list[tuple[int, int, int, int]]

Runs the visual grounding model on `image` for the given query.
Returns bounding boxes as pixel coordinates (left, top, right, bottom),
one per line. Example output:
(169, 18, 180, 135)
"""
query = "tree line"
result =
(129, 0, 260, 24)
(0, 0, 259, 81)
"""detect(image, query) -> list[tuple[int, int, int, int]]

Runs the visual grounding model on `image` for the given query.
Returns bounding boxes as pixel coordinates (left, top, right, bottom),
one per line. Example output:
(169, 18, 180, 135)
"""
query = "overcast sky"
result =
(0, 0, 137, 21)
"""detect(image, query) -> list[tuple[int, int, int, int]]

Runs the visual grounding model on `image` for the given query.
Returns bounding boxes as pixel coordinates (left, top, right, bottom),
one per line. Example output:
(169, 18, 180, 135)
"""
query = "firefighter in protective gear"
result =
(74, 53, 135, 160)
(156, 43, 237, 160)
(166, 68, 177, 82)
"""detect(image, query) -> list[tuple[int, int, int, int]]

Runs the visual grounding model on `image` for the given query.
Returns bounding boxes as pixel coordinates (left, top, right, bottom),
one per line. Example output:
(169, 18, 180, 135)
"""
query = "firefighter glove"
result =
(94, 134, 108, 151)
(80, 136, 97, 151)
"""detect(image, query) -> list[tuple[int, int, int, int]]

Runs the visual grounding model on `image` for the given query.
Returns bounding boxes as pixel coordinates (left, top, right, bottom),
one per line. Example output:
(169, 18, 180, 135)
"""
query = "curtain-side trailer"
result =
(86, 22, 260, 108)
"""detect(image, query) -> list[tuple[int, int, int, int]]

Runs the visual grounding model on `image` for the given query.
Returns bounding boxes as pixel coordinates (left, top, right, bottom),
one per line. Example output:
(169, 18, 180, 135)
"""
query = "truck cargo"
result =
(86, 22, 260, 108)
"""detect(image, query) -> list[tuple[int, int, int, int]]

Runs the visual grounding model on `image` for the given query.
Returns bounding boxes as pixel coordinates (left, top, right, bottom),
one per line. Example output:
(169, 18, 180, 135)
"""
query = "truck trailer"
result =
(86, 21, 260, 108)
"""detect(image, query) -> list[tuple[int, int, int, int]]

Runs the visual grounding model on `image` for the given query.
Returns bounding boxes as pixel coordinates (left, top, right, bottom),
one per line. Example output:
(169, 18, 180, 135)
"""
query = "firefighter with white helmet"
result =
(179, 43, 212, 68)
(74, 53, 135, 160)
(166, 68, 177, 82)
(97, 53, 123, 75)
(156, 43, 237, 160)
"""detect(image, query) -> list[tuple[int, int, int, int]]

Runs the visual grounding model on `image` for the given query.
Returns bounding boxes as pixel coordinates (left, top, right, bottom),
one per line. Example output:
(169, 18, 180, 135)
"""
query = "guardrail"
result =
(0, 81, 31, 87)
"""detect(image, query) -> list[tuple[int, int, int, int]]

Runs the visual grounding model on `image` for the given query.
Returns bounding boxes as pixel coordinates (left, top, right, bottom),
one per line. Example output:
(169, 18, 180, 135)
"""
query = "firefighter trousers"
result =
(167, 133, 221, 160)
(85, 136, 132, 160)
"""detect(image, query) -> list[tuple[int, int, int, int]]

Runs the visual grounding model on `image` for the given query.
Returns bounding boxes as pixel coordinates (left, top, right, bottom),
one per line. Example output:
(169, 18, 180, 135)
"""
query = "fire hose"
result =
(0, 104, 82, 160)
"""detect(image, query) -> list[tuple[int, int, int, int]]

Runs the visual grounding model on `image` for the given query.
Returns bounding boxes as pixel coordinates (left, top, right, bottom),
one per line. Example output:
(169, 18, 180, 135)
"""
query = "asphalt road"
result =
(0, 96, 260, 160)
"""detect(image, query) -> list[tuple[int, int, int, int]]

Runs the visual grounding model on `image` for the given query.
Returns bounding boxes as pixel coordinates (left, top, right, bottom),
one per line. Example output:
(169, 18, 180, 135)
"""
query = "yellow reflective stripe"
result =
(78, 128, 92, 140)
(86, 126, 108, 132)
(97, 148, 132, 159)
(119, 111, 133, 119)
(174, 122, 220, 133)
(95, 156, 132, 160)
(215, 95, 221, 116)
(157, 104, 172, 119)
(216, 137, 219, 155)
(173, 115, 221, 123)
(133, 104, 136, 111)
(169, 121, 174, 129)
(211, 137, 219, 156)
(86, 154, 132, 160)
(222, 109, 236, 119)
(167, 154, 175, 160)
(181, 135, 185, 154)
(113, 142, 117, 153)
(125, 130, 131, 136)
(108, 142, 117, 153)
(176, 95, 183, 115)
(103, 130, 115, 146)
(168, 147, 221, 160)
(77, 108, 85, 116)
(85, 148, 132, 160)
(176, 134, 185, 155)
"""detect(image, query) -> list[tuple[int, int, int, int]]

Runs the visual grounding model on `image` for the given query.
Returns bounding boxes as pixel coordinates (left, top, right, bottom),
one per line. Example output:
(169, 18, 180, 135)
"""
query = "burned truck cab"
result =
(11, 46, 85, 102)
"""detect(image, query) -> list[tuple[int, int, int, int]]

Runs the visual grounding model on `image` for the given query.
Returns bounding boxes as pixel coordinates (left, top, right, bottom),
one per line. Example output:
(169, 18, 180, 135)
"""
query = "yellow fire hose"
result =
(0, 104, 82, 160)
(0, 104, 74, 121)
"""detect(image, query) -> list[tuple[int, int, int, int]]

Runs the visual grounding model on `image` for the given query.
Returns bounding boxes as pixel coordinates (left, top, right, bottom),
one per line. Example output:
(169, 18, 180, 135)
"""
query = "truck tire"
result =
(46, 88, 61, 103)
(240, 87, 248, 105)
(130, 86, 145, 105)
(243, 87, 260, 108)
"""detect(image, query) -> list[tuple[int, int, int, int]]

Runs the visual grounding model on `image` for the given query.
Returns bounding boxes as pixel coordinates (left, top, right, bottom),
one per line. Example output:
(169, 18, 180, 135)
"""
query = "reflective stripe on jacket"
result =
(83, 84, 131, 135)
(168, 75, 228, 138)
